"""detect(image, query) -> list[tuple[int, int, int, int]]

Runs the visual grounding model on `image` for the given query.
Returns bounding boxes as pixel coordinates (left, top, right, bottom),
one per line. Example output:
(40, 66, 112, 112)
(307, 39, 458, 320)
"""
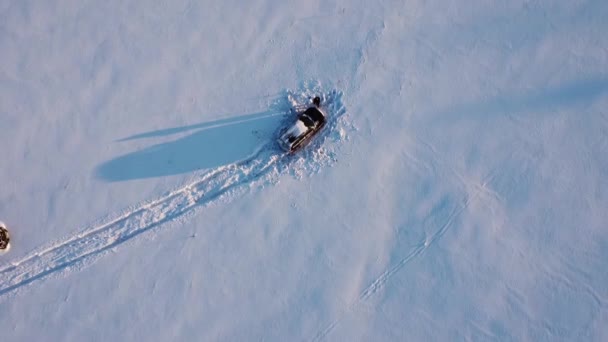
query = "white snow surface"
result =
(1, 0, 608, 341)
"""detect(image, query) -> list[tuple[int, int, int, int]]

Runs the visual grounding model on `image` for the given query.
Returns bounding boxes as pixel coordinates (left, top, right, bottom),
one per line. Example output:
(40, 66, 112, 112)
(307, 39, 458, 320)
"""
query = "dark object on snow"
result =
(0, 225, 9, 251)
(277, 97, 326, 153)
(313, 96, 321, 107)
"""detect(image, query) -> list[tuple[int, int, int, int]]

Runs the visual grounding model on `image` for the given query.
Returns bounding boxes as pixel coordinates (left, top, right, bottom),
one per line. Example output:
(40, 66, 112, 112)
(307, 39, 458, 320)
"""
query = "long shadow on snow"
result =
(96, 111, 286, 182)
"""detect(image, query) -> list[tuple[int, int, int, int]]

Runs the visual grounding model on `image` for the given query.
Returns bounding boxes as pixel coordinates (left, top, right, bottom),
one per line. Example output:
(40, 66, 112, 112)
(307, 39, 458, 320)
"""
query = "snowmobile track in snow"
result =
(0, 145, 282, 298)
(0, 87, 346, 299)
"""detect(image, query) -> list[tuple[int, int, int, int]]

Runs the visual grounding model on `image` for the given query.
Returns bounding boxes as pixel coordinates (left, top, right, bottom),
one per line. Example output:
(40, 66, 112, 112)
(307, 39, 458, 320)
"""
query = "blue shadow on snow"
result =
(440, 76, 608, 119)
(96, 110, 285, 182)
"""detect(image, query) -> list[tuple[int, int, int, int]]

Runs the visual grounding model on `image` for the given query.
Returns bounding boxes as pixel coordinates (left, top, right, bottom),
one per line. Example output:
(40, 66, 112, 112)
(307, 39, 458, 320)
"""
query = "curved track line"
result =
(311, 168, 501, 342)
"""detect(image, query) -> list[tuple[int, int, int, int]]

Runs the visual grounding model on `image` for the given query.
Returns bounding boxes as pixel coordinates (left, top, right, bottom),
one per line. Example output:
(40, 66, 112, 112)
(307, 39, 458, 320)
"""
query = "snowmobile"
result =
(0, 222, 10, 254)
(277, 96, 326, 153)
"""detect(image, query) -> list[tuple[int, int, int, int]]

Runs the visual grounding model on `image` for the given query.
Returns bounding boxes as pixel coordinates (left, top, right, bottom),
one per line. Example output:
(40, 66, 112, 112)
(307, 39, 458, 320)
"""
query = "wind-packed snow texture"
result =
(1, 1, 607, 341)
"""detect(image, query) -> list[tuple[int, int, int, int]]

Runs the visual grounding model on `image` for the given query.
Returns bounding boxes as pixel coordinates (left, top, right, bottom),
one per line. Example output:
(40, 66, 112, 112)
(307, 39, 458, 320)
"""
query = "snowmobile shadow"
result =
(96, 111, 286, 182)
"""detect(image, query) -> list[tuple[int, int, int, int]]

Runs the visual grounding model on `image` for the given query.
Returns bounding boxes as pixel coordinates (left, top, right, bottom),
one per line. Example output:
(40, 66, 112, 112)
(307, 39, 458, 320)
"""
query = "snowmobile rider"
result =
(301, 97, 324, 126)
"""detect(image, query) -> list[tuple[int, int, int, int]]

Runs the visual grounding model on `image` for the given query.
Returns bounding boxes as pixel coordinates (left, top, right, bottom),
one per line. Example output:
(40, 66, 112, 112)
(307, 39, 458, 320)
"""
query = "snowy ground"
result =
(1, 0, 607, 341)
